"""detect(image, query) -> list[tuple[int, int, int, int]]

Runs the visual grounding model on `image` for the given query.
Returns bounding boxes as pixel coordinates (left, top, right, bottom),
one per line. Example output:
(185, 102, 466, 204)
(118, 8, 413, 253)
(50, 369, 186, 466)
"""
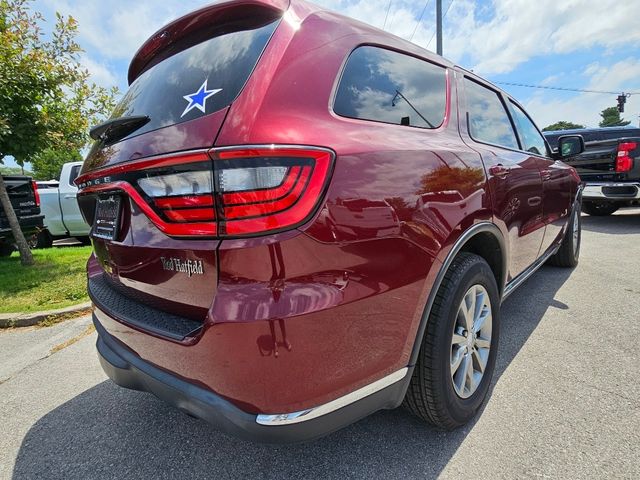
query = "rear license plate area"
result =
(92, 195, 122, 241)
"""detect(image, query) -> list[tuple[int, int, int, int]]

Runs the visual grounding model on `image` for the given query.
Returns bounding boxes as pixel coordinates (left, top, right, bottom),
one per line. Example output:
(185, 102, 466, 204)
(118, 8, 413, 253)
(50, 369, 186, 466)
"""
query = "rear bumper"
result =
(0, 214, 44, 240)
(582, 182, 640, 201)
(94, 314, 411, 443)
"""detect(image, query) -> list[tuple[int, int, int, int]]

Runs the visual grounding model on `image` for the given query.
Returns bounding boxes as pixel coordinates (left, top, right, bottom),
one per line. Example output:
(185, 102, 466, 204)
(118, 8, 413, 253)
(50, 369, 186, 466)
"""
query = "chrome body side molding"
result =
(256, 367, 409, 426)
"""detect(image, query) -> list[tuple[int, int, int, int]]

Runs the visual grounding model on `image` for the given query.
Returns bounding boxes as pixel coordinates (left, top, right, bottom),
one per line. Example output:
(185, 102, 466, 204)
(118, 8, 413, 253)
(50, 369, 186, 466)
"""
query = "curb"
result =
(0, 302, 93, 328)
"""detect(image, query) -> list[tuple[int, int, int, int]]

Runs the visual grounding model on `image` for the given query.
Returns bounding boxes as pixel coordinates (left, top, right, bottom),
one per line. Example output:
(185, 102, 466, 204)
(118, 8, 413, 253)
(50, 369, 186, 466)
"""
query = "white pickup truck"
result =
(35, 161, 90, 247)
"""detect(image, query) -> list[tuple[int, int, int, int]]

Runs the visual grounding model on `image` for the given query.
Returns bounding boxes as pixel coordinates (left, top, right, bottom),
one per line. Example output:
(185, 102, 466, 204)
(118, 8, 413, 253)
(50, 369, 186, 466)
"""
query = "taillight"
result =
(213, 147, 333, 236)
(75, 146, 334, 238)
(616, 141, 637, 172)
(32, 181, 40, 207)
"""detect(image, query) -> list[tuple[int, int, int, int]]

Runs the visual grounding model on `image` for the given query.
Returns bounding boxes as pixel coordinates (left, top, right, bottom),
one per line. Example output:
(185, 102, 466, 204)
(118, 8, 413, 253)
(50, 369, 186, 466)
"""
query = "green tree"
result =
(599, 107, 630, 127)
(31, 148, 82, 180)
(0, 165, 32, 176)
(0, 0, 118, 265)
(542, 121, 585, 132)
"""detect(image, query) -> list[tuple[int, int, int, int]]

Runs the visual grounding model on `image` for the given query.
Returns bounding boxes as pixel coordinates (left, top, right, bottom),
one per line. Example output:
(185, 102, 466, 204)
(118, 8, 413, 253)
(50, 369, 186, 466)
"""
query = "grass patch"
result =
(0, 247, 92, 314)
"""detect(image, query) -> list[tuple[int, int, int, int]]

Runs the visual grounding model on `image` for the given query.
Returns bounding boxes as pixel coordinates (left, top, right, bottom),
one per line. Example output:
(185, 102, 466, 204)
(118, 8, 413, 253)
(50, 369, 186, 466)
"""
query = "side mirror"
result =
(556, 135, 585, 159)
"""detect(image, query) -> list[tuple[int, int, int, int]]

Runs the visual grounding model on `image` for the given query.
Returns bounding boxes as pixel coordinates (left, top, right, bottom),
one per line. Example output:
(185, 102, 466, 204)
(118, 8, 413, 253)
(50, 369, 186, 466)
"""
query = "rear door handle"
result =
(489, 164, 510, 178)
(63, 194, 76, 199)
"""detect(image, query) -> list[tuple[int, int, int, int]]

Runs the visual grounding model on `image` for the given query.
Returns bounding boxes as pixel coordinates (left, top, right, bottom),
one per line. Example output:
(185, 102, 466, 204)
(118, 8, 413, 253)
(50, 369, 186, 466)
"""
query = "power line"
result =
(426, 0, 455, 49)
(409, 0, 431, 41)
(493, 81, 639, 96)
(382, 0, 392, 31)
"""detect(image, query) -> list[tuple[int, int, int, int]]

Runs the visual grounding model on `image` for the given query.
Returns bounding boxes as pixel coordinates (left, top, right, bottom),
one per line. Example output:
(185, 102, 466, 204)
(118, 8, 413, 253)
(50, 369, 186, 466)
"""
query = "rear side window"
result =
(69, 165, 81, 185)
(508, 101, 547, 156)
(334, 46, 447, 129)
(464, 78, 518, 150)
(110, 19, 279, 140)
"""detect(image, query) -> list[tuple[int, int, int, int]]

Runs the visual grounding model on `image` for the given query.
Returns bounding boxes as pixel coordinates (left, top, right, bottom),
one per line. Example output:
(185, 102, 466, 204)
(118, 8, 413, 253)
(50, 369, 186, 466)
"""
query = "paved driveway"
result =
(2, 210, 639, 479)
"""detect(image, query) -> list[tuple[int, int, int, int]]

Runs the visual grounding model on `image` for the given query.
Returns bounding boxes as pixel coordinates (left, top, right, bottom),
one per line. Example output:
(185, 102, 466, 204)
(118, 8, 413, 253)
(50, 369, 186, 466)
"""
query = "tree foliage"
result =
(542, 121, 585, 132)
(0, 0, 118, 265)
(598, 107, 630, 128)
(31, 148, 82, 180)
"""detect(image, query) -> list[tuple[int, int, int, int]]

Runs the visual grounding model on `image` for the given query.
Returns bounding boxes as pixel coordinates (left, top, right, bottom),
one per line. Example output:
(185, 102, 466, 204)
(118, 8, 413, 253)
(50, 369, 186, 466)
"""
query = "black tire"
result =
(404, 252, 500, 429)
(0, 242, 15, 257)
(581, 201, 618, 216)
(29, 229, 53, 249)
(548, 206, 581, 268)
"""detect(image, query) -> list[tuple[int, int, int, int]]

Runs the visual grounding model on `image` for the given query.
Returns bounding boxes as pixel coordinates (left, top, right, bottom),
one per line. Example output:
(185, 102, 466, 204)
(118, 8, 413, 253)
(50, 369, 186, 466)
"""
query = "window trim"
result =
(330, 44, 449, 131)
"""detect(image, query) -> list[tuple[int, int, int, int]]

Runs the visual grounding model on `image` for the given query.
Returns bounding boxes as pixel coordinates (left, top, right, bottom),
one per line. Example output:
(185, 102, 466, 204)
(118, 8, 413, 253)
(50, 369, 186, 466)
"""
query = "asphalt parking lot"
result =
(1, 210, 639, 480)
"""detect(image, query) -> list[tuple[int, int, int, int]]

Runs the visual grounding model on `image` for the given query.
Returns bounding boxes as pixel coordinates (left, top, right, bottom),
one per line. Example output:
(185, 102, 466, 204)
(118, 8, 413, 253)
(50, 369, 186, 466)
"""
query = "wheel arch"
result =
(408, 221, 506, 366)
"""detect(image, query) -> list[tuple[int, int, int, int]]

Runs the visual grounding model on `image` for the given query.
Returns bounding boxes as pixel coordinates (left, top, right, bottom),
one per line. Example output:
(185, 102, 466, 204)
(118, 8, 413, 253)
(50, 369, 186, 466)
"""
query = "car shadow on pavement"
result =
(12, 266, 573, 480)
(581, 210, 640, 235)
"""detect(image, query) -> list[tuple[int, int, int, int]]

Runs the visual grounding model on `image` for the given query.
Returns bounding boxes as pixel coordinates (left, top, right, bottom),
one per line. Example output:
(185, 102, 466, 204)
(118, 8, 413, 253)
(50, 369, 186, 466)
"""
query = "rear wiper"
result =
(89, 115, 150, 144)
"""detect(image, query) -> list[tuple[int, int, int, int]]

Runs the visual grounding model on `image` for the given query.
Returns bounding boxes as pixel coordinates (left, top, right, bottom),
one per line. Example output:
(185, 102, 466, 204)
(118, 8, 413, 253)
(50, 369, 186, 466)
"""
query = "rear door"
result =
(58, 164, 87, 235)
(507, 100, 573, 253)
(460, 76, 545, 280)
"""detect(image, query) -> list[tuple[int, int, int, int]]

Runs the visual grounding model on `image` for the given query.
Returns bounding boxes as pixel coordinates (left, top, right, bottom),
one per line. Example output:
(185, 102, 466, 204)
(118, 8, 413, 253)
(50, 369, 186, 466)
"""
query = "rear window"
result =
(109, 19, 279, 141)
(333, 46, 447, 129)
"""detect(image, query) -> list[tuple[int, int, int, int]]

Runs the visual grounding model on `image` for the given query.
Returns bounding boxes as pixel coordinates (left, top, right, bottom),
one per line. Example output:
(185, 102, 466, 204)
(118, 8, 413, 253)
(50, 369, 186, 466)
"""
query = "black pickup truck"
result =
(544, 127, 640, 216)
(0, 176, 45, 256)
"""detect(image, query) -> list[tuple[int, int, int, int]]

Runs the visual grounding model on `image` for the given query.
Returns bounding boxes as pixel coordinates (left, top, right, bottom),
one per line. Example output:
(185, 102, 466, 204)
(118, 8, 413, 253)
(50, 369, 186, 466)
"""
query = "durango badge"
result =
(160, 257, 204, 277)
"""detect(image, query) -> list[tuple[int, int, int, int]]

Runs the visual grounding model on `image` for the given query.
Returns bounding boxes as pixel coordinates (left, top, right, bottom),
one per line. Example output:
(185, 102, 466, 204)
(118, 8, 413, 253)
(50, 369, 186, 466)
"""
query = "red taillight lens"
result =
(75, 146, 334, 238)
(213, 147, 334, 236)
(32, 181, 40, 207)
(616, 141, 637, 172)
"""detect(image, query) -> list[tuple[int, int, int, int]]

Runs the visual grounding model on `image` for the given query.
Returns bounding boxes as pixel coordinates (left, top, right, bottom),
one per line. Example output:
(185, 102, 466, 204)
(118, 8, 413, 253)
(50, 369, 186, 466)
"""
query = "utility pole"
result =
(436, 0, 443, 55)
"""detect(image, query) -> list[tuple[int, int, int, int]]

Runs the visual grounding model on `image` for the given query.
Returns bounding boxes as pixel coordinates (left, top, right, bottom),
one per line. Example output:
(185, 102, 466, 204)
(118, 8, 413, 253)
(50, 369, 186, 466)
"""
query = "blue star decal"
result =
(181, 79, 222, 118)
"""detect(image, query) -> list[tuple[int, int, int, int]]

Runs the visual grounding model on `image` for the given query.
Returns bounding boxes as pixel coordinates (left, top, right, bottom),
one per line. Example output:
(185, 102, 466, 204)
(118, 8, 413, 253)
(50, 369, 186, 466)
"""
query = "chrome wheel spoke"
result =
(475, 337, 491, 349)
(451, 346, 465, 375)
(473, 309, 490, 334)
(472, 347, 485, 373)
(452, 333, 467, 345)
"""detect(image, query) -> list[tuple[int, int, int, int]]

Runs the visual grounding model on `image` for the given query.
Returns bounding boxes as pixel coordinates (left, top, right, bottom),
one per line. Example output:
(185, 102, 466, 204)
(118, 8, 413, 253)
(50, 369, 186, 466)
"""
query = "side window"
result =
(334, 46, 447, 129)
(509, 101, 548, 156)
(464, 78, 518, 150)
(69, 165, 81, 186)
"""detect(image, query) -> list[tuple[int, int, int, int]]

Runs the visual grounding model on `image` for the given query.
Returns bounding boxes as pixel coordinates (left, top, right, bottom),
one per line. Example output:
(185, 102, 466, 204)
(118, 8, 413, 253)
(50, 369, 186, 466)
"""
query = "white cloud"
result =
(318, 0, 640, 75)
(80, 55, 117, 87)
(41, 0, 208, 60)
(524, 58, 640, 128)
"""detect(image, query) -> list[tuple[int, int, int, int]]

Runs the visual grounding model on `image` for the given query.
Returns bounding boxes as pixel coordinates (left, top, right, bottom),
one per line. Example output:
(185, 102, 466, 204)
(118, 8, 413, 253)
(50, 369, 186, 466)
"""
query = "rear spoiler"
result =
(128, 0, 290, 84)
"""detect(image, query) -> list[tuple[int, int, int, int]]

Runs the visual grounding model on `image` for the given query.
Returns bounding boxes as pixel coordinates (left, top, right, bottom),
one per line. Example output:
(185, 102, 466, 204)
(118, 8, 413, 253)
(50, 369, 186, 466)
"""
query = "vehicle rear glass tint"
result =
(109, 19, 279, 141)
(334, 46, 446, 129)
(464, 78, 518, 150)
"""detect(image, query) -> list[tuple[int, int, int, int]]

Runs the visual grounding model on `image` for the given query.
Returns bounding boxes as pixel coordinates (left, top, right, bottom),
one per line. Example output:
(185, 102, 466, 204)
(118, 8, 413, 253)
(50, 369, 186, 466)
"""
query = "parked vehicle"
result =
(0, 175, 44, 256)
(77, 0, 583, 442)
(544, 127, 640, 216)
(35, 161, 90, 247)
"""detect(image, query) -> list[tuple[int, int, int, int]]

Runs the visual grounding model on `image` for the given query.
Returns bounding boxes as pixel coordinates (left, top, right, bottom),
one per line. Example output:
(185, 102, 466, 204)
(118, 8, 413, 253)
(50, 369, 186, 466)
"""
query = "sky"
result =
(6, 0, 640, 169)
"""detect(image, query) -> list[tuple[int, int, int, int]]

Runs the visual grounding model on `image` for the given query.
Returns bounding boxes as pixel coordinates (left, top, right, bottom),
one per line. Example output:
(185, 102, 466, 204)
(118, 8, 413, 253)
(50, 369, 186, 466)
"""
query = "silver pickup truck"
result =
(35, 162, 90, 247)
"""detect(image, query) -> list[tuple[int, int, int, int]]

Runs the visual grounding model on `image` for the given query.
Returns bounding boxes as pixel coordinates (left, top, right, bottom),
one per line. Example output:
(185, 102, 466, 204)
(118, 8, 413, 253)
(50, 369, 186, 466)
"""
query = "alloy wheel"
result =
(450, 284, 492, 399)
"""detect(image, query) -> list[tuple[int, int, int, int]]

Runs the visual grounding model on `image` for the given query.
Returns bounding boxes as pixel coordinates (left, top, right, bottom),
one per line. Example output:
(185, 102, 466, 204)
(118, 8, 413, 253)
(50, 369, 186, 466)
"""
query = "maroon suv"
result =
(77, 0, 585, 442)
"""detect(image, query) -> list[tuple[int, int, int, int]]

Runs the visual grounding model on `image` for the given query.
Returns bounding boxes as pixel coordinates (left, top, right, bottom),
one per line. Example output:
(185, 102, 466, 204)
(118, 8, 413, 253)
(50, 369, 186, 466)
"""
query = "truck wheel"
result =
(29, 230, 53, 249)
(548, 206, 581, 268)
(581, 201, 618, 216)
(0, 243, 15, 257)
(404, 252, 499, 429)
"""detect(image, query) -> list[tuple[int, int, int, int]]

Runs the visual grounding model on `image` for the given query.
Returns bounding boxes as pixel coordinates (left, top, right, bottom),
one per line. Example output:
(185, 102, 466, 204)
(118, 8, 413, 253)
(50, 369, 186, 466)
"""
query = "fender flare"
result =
(408, 221, 506, 366)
